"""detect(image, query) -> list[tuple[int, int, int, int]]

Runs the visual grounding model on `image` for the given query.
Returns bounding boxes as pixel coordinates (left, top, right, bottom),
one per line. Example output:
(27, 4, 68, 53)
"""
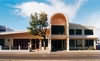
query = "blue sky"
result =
(0, 0, 100, 31)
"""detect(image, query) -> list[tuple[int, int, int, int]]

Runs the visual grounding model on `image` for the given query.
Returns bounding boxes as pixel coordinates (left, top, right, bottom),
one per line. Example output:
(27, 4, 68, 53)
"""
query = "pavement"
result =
(0, 50, 100, 61)
(0, 60, 99, 61)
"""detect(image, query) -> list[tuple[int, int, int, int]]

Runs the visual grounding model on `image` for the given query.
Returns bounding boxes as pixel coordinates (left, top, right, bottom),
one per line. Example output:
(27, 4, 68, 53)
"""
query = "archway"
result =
(50, 13, 69, 51)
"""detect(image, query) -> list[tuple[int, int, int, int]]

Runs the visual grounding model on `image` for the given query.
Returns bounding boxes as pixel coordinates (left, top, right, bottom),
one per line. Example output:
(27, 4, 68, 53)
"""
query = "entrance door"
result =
(51, 40, 66, 51)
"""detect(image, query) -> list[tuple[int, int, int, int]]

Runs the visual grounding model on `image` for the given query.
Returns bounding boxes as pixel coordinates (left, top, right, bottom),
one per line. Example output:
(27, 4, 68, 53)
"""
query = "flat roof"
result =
(0, 31, 27, 35)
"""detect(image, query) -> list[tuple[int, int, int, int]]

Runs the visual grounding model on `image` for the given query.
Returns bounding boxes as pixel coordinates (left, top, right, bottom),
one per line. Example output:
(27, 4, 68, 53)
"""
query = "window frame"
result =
(84, 29, 93, 35)
(75, 29, 82, 35)
(69, 29, 75, 35)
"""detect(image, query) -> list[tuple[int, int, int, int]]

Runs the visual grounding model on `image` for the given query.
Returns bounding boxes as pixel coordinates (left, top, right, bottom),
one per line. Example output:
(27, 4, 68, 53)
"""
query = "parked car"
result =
(96, 43, 100, 50)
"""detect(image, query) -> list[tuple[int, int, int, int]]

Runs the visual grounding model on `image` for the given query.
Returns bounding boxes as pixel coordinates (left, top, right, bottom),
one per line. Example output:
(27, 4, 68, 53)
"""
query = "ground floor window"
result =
(0, 39, 4, 49)
(69, 40, 75, 47)
(42, 39, 48, 47)
(13, 39, 49, 50)
(0, 39, 49, 50)
(85, 40, 94, 47)
(13, 39, 30, 50)
(69, 39, 94, 50)
(0, 39, 4, 46)
(31, 39, 39, 50)
(76, 40, 82, 48)
(69, 40, 83, 50)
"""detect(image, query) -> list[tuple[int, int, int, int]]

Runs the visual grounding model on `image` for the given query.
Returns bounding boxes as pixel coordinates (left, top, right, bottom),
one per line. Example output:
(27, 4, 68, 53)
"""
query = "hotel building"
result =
(0, 13, 97, 52)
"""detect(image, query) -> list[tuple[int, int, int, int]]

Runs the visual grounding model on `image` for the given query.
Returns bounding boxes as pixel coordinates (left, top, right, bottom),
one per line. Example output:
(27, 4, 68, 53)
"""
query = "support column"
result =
(9, 39, 11, 50)
(28, 39, 32, 52)
(82, 29, 84, 36)
(48, 39, 51, 52)
(4, 39, 8, 47)
(94, 40, 96, 50)
(66, 17, 69, 51)
(67, 38, 69, 51)
(11, 39, 13, 49)
(9, 38, 13, 50)
(82, 40, 85, 49)
(39, 39, 42, 50)
(19, 45, 20, 50)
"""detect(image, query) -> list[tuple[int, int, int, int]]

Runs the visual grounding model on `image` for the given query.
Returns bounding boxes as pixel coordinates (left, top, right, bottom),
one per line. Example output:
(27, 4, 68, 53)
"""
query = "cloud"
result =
(82, 12, 100, 38)
(84, 12, 100, 28)
(14, 0, 87, 22)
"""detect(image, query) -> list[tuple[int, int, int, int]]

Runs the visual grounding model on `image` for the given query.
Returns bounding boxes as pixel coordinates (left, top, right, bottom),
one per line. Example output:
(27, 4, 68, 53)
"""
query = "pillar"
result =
(66, 22, 69, 51)
(94, 40, 96, 50)
(48, 39, 51, 52)
(48, 24, 51, 52)
(18, 45, 20, 50)
(82, 29, 84, 36)
(39, 39, 42, 50)
(67, 38, 69, 51)
(9, 38, 13, 50)
(66, 17, 69, 51)
(28, 39, 32, 52)
(82, 40, 85, 49)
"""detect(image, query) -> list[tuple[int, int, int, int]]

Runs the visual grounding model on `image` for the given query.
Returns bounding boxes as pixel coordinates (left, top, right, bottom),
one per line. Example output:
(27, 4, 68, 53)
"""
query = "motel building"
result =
(0, 13, 97, 52)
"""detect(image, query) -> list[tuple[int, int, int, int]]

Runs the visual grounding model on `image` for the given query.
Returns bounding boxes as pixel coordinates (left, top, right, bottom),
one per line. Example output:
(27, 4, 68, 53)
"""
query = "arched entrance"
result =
(51, 13, 69, 51)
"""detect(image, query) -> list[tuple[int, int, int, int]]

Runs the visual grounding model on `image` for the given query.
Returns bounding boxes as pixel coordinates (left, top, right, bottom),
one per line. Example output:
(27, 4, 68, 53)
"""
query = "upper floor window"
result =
(76, 29, 82, 35)
(69, 29, 82, 35)
(0, 29, 6, 32)
(51, 25, 65, 35)
(69, 29, 75, 35)
(84, 29, 93, 35)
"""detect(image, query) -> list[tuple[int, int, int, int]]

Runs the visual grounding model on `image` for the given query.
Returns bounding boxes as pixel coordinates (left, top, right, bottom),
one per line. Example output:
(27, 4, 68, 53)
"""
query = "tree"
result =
(27, 12, 48, 50)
